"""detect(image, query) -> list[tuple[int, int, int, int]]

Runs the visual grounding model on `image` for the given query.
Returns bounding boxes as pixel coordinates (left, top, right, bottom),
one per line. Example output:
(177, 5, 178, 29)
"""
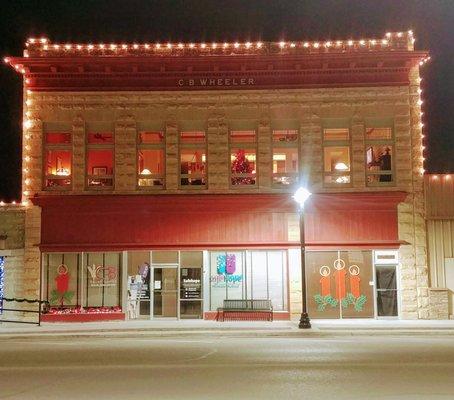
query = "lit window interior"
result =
(180, 149, 206, 186)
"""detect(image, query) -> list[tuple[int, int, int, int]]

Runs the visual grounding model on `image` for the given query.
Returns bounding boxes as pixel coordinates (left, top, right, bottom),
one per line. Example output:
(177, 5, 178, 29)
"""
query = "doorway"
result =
(152, 267, 178, 318)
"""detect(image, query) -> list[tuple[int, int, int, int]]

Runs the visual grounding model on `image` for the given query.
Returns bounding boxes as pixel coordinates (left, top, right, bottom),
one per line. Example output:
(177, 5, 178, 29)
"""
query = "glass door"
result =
(152, 267, 178, 318)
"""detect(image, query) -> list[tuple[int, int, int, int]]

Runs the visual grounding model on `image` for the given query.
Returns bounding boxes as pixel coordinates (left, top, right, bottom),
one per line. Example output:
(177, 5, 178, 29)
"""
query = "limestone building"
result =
(1, 31, 444, 322)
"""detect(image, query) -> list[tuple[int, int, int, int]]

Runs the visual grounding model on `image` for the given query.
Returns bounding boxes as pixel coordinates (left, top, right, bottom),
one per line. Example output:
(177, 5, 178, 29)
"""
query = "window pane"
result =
(273, 149, 298, 173)
(306, 251, 341, 319)
(377, 290, 398, 316)
(87, 149, 114, 175)
(324, 146, 350, 172)
(180, 149, 206, 186)
(180, 131, 206, 143)
(366, 145, 393, 183)
(272, 130, 298, 143)
(87, 149, 114, 187)
(46, 150, 71, 176)
(231, 149, 256, 185)
(45, 132, 71, 144)
(87, 132, 114, 144)
(85, 252, 122, 309)
(138, 149, 164, 187)
(324, 128, 349, 141)
(376, 265, 397, 290)
(139, 131, 164, 144)
(251, 252, 267, 299)
(366, 127, 392, 140)
(267, 251, 286, 311)
(45, 253, 79, 309)
(230, 130, 256, 143)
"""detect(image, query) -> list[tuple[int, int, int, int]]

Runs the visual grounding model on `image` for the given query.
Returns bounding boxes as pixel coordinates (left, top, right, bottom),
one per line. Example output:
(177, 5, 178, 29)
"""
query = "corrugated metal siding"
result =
(425, 174, 454, 219)
(427, 220, 454, 287)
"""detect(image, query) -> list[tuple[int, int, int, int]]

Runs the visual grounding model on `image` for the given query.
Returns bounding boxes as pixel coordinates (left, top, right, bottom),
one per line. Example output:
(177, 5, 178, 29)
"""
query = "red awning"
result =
(32, 192, 407, 251)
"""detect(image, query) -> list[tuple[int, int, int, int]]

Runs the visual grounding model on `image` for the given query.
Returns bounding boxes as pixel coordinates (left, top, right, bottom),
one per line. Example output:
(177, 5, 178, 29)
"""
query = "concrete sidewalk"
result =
(1, 318, 454, 339)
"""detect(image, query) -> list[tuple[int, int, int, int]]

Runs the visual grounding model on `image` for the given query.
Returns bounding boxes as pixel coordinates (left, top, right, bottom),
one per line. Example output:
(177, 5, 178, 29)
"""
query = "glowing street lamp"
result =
(292, 186, 312, 329)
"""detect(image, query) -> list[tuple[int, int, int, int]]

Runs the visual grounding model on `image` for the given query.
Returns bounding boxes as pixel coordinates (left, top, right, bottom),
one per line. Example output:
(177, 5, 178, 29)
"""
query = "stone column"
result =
(165, 117, 179, 190)
(115, 115, 137, 192)
(207, 113, 229, 191)
(398, 65, 430, 319)
(25, 117, 43, 198)
(300, 106, 322, 190)
(351, 114, 365, 188)
(257, 114, 271, 190)
(72, 115, 85, 192)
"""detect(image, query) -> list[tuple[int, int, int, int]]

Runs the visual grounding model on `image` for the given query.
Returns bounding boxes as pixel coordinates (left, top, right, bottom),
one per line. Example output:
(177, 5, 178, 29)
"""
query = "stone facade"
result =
(16, 84, 433, 319)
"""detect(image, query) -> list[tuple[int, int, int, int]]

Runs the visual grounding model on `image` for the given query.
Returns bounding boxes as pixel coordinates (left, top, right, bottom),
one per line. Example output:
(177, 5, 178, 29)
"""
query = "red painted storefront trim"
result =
(32, 192, 407, 251)
(41, 312, 125, 323)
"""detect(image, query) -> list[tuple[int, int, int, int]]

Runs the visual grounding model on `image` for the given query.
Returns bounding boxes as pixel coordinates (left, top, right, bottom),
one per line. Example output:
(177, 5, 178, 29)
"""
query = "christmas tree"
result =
(231, 149, 254, 185)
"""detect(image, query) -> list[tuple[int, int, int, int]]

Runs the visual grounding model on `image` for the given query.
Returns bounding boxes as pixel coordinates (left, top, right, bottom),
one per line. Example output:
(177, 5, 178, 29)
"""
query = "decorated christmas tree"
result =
(231, 149, 254, 185)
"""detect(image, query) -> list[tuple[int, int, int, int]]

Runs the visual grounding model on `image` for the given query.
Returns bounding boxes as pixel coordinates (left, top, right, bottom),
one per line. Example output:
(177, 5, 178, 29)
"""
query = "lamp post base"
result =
(298, 312, 311, 329)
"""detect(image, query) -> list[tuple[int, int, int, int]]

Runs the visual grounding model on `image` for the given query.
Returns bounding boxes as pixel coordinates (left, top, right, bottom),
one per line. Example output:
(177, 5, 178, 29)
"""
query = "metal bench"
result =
(217, 299, 273, 321)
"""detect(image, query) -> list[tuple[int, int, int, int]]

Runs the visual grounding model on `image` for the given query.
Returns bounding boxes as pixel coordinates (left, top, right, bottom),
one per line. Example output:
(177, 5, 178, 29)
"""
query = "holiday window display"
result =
(231, 149, 255, 185)
(307, 251, 373, 318)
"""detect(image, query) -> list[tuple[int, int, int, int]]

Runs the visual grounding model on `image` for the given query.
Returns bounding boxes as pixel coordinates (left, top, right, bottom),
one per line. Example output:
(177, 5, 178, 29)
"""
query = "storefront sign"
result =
(87, 264, 117, 287)
(177, 77, 255, 87)
(211, 254, 243, 288)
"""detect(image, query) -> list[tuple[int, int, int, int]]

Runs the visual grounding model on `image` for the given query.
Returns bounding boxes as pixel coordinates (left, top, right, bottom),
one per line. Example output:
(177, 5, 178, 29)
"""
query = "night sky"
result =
(0, 0, 453, 201)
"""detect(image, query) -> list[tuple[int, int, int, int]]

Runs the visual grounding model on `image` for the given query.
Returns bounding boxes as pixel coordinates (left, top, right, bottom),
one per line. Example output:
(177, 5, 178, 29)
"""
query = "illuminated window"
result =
(180, 131, 206, 187)
(230, 130, 256, 186)
(44, 132, 72, 189)
(86, 131, 114, 188)
(323, 128, 351, 185)
(138, 131, 165, 188)
(366, 127, 394, 185)
(272, 130, 299, 187)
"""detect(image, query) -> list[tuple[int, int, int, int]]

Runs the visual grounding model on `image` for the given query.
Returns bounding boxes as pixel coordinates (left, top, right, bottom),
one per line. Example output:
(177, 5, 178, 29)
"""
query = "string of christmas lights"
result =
(0, 30, 434, 206)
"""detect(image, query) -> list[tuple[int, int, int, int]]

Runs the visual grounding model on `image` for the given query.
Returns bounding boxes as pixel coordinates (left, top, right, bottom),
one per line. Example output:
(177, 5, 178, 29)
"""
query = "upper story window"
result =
(138, 131, 165, 188)
(179, 131, 206, 187)
(86, 131, 114, 189)
(230, 130, 256, 186)
(365, 127, 394, 185)
(323, 128, 351, 186)
(272, 129, 299, 187)
(44, 132, 72, 189)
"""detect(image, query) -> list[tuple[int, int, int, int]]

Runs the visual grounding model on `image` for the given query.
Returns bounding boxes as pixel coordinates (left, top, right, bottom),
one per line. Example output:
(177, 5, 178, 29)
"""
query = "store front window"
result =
(306, 250, 375, 319)
(127, 250, 203, 320)
(42, 252, 122, 316)
(209, 250, 287, 311)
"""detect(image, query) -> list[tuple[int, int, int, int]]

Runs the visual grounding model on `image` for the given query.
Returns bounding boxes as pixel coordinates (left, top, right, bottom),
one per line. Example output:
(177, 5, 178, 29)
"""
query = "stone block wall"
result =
(428, 289, 449, 320)
(15, 84, 435, 319)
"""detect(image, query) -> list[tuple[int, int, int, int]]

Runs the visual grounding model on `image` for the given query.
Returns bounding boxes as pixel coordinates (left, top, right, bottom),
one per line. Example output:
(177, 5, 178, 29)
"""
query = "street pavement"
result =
(1, 335, 454, 399)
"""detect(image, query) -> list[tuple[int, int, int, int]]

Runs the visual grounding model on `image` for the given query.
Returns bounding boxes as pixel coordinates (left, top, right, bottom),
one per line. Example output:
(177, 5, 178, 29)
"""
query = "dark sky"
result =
(0, 0, 453, 201)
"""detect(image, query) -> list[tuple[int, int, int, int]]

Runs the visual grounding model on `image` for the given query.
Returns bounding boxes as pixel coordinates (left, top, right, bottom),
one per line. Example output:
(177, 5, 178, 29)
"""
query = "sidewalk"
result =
(2, 318, 454, 339)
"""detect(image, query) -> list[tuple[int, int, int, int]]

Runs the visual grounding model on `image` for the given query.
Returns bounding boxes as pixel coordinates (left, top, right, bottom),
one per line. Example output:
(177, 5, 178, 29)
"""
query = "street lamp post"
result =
(292, 187, 312, 329)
